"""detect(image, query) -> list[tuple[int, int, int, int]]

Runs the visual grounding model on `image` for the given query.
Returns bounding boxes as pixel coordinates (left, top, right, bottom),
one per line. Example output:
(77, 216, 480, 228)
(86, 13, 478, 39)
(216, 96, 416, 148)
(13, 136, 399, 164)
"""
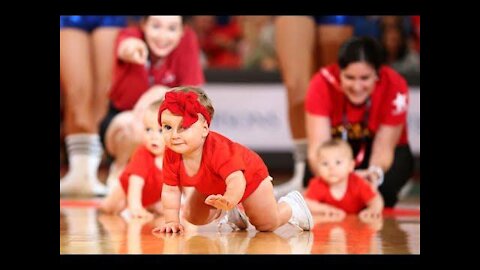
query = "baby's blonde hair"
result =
(317, 138, 354, 160)
(168, 86, 215, 120)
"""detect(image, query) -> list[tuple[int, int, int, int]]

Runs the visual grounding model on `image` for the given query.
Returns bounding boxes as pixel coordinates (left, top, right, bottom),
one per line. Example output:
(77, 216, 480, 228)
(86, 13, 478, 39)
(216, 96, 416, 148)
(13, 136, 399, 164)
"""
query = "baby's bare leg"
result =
(242, 179, 292, 232)
(98, 185, 127, 214)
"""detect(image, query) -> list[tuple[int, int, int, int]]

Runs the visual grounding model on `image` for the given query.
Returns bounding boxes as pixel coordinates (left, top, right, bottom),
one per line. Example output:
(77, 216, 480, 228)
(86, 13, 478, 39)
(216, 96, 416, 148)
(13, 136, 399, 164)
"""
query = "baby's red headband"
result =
(158, 91, 211, 128)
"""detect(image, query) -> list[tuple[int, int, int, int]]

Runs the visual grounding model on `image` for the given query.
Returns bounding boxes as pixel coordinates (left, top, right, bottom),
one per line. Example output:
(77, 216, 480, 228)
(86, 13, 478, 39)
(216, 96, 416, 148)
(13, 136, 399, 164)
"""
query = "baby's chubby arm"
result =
(128, 175, 154, 219)
(204, 171, 246, 211)
(305, 198, 346, 221)
(152, 183, 184, 233)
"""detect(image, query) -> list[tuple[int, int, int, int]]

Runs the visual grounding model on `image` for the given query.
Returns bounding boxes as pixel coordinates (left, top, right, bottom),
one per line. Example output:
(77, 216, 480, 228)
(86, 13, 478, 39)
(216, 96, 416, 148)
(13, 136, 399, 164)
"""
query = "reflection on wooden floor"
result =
(60, 199, 419, 254)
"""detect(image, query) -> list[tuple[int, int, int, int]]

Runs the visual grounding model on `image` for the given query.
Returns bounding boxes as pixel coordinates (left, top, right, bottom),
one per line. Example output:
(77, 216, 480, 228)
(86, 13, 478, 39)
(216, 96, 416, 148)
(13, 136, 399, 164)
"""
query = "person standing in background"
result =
(60, 16, 130, 196)
(273, 16, 354, 198)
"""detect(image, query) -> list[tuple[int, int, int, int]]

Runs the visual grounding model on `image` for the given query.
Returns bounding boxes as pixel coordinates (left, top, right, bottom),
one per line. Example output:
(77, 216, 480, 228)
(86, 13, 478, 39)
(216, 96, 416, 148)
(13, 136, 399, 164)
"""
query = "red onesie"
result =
(162, 131, 270, 203)
(305, 173, 376, 214)
(120, 145, 163, 207)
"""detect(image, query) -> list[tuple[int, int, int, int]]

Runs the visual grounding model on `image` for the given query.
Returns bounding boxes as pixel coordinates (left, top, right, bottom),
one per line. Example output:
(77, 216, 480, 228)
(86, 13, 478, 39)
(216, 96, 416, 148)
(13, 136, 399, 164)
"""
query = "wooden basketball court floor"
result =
(60, 195, 419, 254)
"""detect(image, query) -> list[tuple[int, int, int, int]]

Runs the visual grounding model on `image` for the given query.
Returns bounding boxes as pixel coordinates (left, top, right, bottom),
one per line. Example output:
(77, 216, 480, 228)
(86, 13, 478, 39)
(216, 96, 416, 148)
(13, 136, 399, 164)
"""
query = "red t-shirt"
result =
(109, 26, 205, 111)
(120, 145, 163, 207)
(305, 64, 409, 145)
(305, 173, 376, 214)
(162, 131, 269, 203)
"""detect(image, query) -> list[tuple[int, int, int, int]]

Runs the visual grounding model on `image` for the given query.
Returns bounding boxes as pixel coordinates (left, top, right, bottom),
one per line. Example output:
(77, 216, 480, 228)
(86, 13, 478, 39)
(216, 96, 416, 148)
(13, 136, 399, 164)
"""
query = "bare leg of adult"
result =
(60, 29, 106, 196)
(91, 27, 123, 192)
(274, 16, 316, 199)
(316, 24, 354, 67)
(91, 28, 121, 127)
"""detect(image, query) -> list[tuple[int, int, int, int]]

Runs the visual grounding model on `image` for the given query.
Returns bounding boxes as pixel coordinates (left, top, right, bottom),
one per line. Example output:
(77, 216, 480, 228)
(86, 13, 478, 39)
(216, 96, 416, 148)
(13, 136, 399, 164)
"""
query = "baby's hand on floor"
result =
(204, 194, 234, 210)
(319, 206, 346, 222)
(152, 222, 185, 234)
(359, 208, 382, 222)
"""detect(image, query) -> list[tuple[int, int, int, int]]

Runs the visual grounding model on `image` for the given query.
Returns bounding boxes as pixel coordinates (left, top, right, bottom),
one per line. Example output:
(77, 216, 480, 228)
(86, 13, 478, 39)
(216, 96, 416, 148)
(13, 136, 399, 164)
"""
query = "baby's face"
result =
(317, 147, 355, 185)
(143, 109, 165, 156)
(159, 109, 209, 155)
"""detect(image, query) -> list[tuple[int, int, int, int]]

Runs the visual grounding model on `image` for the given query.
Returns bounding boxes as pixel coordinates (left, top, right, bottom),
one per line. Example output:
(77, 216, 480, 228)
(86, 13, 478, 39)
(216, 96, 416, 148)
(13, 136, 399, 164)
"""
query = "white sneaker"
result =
(278, 191, 313, 231)
(60, 172, 107, 197)
(217, 206, 249, 231)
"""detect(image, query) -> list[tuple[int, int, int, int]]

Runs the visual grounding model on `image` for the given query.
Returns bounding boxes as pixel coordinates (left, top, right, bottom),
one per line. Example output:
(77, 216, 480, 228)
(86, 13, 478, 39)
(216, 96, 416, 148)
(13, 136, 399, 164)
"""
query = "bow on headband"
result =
(158, 91, 211, 128)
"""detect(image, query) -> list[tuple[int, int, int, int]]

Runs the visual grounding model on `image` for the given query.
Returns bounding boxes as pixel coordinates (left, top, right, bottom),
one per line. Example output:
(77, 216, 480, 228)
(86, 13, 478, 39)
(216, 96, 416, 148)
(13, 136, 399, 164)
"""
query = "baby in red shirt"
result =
(100, 100, 165, 219)
(152, 86, 313, 233)
(305, 139, 384, 222)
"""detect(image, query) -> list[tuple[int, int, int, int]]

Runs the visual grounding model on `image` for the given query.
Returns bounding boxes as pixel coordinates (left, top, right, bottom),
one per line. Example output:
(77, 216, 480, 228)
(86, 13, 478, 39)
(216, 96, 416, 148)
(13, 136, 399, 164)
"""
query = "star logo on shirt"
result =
(392, 92, 407, 115)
